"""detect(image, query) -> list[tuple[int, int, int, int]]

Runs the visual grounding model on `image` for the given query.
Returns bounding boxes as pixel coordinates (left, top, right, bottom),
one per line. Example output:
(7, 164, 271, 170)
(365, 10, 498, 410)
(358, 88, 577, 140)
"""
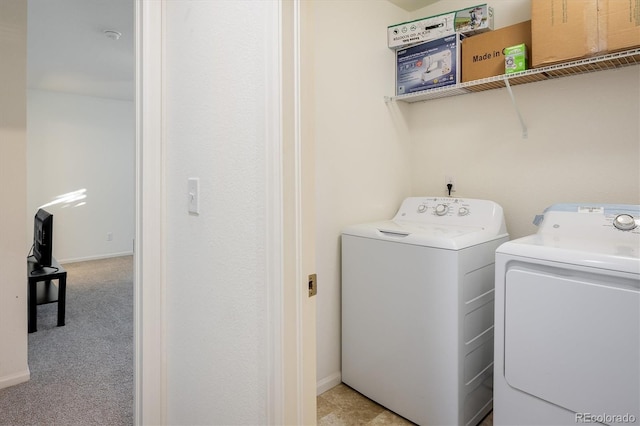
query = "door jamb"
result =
(134, 1, 165, 424)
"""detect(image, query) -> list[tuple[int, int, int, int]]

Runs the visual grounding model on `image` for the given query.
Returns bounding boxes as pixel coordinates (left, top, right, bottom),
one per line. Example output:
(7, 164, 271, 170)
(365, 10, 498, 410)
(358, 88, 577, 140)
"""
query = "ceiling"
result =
(26, 0, 435, 102)
(27, 0, 134, 101)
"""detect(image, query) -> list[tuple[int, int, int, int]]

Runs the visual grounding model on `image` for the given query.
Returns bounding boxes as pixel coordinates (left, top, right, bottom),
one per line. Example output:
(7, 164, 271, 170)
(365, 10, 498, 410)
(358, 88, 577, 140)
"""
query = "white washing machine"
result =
(341, 197, 509, 426)
(494, 203, 640, 426)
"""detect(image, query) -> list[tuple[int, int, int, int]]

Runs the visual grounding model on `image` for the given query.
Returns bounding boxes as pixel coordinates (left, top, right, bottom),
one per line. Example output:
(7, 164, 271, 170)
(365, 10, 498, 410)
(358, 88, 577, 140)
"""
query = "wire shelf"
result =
(388, 48, 640, 103)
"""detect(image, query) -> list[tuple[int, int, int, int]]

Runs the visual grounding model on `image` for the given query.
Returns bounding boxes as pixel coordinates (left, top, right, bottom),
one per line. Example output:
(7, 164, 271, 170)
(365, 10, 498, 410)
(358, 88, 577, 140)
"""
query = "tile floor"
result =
(317, 383, 493, 426)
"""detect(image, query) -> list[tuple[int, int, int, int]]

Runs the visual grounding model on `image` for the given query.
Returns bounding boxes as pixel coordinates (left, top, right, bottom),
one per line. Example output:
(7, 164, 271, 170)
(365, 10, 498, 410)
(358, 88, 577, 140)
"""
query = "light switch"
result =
(188, 178, 199, 214)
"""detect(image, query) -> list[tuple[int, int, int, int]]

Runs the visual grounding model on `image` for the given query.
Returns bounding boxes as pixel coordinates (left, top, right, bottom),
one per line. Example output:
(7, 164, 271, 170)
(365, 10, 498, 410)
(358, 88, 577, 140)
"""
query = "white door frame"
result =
(275, 1, 317, 424)
(134, 1, 165, 424)
(133, 1, 313, 424)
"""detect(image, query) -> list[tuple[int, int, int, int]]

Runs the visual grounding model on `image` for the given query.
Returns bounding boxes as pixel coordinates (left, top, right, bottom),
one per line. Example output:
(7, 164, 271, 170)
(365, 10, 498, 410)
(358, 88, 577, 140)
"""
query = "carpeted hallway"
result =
(0, 256, 133, 426)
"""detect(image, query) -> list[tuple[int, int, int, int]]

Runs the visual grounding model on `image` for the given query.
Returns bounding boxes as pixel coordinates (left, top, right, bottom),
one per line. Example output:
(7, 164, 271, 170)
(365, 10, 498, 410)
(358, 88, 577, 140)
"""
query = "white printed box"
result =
(396, 34, 461, 96)
(454, 4, 494, 36)
(388, 12, 456, 50)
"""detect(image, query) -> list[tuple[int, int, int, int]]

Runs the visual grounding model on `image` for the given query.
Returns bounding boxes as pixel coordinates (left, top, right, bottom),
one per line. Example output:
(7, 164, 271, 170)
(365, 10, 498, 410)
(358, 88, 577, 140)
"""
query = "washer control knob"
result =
(458, 207, 469, 216)
(613, 214, 637, 231)
(435, 204, 449, 216)
(417, 204, 427, 213)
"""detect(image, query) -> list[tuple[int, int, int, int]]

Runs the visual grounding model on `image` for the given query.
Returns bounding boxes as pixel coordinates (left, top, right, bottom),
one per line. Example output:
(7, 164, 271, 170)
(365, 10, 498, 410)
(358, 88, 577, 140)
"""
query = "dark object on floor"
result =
(28, 256, 66, 333)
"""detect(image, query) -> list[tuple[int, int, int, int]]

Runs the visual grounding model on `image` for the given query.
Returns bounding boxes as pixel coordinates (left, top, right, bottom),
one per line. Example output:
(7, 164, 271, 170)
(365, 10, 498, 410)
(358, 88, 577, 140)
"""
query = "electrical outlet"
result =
(445, 175, 456, 193)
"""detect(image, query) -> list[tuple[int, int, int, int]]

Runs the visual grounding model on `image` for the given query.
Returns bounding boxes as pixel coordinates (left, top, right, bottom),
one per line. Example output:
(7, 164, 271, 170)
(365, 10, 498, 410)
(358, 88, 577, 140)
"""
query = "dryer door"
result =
(503, 264, 640, 423)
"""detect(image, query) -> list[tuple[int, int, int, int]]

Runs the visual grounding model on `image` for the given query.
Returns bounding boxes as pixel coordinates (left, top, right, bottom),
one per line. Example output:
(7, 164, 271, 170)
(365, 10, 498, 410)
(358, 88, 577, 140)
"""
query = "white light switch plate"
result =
(188, 177, 199, 214)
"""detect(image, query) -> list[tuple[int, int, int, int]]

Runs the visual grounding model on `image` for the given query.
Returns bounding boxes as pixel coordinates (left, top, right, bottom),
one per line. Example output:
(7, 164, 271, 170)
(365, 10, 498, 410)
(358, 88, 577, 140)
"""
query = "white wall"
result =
(408, 67, 640, 238)
(164, 1, 270, 423)
(314, 0, 640, 393)
(313, 0, 413, 393)
(0, 0, 30, 390)
(27, 90, 135, 263)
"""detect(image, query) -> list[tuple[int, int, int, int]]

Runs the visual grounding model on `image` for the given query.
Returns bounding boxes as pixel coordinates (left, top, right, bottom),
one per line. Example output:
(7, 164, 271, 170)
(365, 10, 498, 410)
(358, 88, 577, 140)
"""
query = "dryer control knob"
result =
(458, 207, 469, 216)
(613, 214, 637, 231)
(435, 204, 449, 216)
(417, 204, 427, 213)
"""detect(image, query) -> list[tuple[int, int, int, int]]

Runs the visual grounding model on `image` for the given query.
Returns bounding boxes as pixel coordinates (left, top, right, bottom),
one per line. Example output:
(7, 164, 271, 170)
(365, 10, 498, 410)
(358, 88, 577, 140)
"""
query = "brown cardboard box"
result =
(599, 0, 640, 53)
(461, 20, 532, 82)
(531, 0, 599, 68)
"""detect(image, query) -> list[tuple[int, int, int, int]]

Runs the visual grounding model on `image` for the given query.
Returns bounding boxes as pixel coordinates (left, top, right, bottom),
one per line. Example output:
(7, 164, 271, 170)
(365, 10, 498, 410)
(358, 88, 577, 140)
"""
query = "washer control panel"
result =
(393, 197, 506, 230)
(404, 198, 473, 218)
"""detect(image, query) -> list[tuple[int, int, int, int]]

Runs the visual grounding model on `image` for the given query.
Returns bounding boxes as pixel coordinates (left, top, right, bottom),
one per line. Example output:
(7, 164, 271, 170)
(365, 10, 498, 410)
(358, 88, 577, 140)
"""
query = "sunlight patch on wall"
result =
(39, 188, 87, 209)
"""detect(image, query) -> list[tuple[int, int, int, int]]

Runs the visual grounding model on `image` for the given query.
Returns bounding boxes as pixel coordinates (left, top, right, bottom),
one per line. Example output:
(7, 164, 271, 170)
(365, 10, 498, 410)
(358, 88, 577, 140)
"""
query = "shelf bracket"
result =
(504, 78, 528, 139)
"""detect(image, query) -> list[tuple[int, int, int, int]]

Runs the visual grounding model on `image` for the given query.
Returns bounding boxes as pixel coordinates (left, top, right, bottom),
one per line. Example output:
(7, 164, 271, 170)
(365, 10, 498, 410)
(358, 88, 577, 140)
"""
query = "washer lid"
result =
(342, 219, 505, 250)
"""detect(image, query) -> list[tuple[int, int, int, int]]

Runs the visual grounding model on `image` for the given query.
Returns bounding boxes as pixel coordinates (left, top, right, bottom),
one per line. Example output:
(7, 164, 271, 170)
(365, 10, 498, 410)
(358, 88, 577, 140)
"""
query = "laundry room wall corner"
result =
(0, 0, 30, 391)
(313, 0, 412, 394)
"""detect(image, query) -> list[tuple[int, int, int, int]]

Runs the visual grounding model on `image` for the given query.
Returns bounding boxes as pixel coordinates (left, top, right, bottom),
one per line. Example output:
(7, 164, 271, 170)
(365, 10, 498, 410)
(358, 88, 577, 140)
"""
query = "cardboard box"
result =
(396, 34, 461, 95)
(455, 4, 494, 36)
(598, 0, 640, 53)
(531, 0, 599, 68)
(388, 12, 456, 50)
(461, 20, 531, 82)
(504, 43, 528, 74)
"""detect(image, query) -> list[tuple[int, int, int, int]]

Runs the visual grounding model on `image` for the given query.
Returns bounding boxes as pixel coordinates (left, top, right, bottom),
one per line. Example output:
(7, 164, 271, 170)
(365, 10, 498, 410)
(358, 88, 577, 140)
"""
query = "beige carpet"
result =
(0, 255, 133, 426)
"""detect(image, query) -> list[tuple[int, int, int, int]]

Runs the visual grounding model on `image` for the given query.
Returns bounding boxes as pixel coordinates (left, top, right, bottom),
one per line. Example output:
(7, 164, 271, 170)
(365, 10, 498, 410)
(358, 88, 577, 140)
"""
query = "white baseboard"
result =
(317, 371, 341, 396)
(59, 251, 134, 265)
(0, 369, 30, 390)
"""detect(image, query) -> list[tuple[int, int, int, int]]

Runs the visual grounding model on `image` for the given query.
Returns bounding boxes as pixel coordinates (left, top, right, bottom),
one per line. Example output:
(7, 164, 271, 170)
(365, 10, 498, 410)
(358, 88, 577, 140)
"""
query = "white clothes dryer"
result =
(494, 204, 640, 426)
(342, 197, 508, 426)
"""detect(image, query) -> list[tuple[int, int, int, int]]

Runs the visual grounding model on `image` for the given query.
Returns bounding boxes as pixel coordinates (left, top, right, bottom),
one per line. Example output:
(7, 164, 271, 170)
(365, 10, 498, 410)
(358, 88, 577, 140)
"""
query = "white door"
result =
(135, 1, 317, 424)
